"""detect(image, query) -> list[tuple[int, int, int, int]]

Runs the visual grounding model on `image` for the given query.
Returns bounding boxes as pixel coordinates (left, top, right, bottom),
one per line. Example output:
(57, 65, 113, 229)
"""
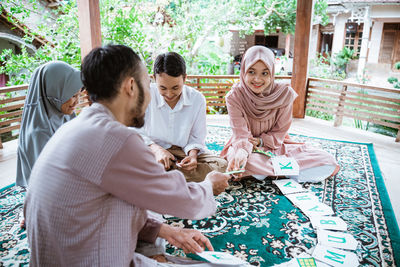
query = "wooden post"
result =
(0, 137, 3, 149)
(291, 0, 313, 118)
(285, 34, 291, 56)
(357, 6, 371, 78)
(77, 0, 102, 60)
(396, 129, 400, 142)
(334, 85, 348, 127)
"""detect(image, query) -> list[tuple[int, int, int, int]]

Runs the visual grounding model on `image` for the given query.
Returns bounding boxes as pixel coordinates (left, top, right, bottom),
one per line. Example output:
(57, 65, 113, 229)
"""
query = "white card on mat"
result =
(301, 202, 334, 217)
(273, 179, 306, 195)
(317, 230, 358, 251)
(270, 257, 331, 267)
(312, 244, 359, 267)
(286, 192, 319, 205)
(196, 251, 248, 265)
(310, 216, 347, 231)
(271, 156, 300, 176)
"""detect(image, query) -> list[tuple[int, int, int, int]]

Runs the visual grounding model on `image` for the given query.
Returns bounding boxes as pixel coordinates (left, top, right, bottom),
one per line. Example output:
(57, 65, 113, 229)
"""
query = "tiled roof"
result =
(0, 8, 50, 48)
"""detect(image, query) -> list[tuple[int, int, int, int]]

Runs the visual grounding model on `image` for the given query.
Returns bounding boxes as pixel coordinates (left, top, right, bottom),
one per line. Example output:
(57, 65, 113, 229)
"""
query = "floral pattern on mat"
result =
(165, 126, 397, 266)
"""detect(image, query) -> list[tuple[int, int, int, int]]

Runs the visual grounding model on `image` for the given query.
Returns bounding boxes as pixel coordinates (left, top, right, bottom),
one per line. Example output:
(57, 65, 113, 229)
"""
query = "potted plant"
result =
(333, 47, 355, 76)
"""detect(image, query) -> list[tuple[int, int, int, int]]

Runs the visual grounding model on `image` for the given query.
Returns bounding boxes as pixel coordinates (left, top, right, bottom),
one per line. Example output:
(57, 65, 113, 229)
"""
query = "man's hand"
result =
(205, 171, 230, 196)
(226, 148, 248, 180)
(179, 155, 197, 171)
(150, 144, 175, 170)
(179, 149, 199, 171)
(158, 224, 213, 254)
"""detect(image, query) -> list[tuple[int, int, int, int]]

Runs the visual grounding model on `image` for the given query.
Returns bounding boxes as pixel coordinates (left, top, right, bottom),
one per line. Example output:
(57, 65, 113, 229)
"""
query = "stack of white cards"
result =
(273, 179, 360, 267)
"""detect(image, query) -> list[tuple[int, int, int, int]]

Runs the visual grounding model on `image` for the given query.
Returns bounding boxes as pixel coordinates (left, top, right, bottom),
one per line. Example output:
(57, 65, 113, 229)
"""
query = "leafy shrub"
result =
(388, 76, 400, 89)
(1, 0, 330, 85)
(306, 108, 334, 121)
(388, 77, 398, 84)
(309, 53, 346, 80)
(332, 47, 355, 75)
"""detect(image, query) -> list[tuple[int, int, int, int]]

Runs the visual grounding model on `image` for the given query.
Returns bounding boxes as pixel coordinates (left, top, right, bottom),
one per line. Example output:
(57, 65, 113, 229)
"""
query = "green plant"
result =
(306, 109, 334, 121)
(305, 97, 334, 121)
(0, 93, 9, 123)
(0, 0, 329, 85)
(357, 68, 370, 84)
(388, 77, 398, 84)
(0, 1, 81, 85)
(367, 123, 397, 138)
(387, 76, 400, 89)
(395, 61, 400, 70)
(309, 53, 346, 80)
(354, 119, 364, 130)
(332, 47, 355, 75)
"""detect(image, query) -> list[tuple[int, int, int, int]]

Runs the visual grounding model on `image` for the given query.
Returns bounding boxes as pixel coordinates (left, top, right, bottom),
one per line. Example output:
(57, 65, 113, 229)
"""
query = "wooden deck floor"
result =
(1, 116, 399, 225)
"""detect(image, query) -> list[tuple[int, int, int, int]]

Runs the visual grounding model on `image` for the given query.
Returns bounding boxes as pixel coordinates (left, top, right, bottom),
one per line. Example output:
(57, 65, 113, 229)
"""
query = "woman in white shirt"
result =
(139, 52, 227, 182)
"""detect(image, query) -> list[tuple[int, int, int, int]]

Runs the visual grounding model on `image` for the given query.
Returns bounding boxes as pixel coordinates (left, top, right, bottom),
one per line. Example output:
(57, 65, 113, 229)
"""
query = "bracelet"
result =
(258, 138, 263, 147)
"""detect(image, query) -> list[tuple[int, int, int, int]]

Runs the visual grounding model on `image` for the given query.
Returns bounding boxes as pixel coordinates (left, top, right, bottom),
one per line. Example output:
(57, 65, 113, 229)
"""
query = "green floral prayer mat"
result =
(0, 184, 28, 265)
(0, 125, 399, 266)
(165, 126, 400, 266)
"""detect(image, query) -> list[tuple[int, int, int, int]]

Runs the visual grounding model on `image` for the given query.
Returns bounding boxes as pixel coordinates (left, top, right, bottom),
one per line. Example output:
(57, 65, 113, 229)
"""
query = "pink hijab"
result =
(230, 46, 297, 121)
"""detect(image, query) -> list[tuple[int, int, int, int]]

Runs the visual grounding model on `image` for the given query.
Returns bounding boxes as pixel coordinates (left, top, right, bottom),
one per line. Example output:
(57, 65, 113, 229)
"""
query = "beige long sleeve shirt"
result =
(25, 103, 216, 267)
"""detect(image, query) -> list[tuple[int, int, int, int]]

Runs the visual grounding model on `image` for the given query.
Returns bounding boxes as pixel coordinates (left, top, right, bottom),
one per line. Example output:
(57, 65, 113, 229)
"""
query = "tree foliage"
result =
(0, 0, 329, 85)
(0, 1, 81, 84)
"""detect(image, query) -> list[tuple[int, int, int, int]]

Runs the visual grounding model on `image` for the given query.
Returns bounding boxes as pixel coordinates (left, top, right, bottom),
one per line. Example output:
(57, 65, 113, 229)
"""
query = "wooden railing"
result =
(306, 77, 400, 142)
(185, 75, 292, 113)
(1, 75, 399, 148)
(0, 85, 28, 148)
(0, 85, 89, 148)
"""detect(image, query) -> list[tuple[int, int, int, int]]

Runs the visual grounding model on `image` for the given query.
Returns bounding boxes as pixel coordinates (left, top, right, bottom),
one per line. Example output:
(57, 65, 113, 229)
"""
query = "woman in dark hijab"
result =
(16, 61, 83, 188)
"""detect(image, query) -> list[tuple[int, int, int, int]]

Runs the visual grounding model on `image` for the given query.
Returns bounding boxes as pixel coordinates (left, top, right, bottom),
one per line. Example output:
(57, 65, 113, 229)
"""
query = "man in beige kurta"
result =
(24, 45, 229, 266)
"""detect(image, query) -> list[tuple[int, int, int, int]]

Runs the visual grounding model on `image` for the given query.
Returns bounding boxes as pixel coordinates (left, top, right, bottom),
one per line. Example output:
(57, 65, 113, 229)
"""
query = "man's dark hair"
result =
(153, 52, 186, 78)
(81, 44, 143, 102)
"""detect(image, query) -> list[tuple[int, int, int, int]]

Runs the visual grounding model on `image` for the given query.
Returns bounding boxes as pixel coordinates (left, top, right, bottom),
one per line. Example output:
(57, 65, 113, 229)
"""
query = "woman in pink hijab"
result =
(221, 46, 339, 182)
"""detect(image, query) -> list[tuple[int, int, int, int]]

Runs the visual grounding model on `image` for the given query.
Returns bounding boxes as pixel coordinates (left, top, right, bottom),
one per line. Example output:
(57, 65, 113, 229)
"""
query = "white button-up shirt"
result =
(138, 83, 207, 155)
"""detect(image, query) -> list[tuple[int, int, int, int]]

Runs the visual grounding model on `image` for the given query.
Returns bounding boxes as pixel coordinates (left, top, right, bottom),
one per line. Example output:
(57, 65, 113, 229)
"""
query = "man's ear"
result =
(123, 77, 136, 97)
(182, 74, 187, 83)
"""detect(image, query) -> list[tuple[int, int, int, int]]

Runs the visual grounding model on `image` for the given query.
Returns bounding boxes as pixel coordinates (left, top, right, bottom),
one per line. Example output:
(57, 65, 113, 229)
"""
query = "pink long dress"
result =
(221, 91, 339, 178)
(221, 46, 339, 180)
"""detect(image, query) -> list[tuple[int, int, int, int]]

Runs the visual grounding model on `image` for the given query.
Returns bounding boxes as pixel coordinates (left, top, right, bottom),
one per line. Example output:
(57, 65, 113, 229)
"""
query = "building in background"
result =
(310, 0, 400, 78)
(229, 27, 295, 74)
(229, 0, 400, 80)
